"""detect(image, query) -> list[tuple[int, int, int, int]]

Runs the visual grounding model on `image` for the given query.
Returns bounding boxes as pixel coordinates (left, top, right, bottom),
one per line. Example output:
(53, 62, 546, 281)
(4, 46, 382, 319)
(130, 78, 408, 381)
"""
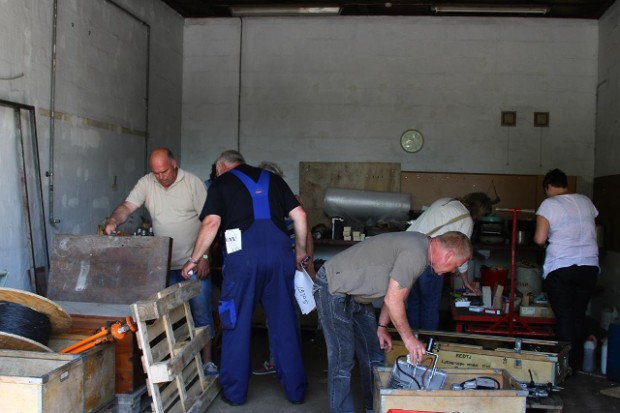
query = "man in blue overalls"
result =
(182, 150, 309, 406)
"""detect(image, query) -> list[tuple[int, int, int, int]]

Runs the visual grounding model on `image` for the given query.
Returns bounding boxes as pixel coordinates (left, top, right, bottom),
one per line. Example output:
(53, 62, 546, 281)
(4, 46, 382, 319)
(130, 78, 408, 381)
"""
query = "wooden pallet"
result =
(527, 394, 563, 413)
(131, 280, 220, 413)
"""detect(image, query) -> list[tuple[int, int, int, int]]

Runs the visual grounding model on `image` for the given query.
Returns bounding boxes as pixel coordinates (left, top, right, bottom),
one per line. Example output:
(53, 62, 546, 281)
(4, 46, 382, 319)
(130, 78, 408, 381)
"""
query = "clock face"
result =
(400, 129, 424, 153)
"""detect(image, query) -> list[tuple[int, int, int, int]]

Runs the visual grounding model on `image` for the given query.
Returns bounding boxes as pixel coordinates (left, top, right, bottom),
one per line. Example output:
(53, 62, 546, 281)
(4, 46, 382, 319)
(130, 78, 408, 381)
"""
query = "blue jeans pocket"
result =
(219, 299, 237, 329)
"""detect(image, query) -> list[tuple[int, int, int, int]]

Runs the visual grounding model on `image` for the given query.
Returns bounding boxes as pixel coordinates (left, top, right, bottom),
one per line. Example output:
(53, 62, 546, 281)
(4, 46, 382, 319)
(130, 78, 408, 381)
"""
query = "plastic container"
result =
(480, 268, 508, 287)
(600, 305, 618, 331)
(608, 322, 620, 382)
(602, 337, 608, 375)
(582, 335, 597, 373)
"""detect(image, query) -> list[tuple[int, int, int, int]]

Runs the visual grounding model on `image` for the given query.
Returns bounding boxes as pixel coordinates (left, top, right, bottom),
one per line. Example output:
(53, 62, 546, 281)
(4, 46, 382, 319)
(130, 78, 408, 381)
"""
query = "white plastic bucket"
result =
(601, 305, 619, 331)
(516, 264, 542, 295)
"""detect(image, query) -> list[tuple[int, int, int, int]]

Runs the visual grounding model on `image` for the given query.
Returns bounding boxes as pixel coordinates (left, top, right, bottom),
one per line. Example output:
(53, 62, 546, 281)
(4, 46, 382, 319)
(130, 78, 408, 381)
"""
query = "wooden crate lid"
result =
(47, 235, 171, 306)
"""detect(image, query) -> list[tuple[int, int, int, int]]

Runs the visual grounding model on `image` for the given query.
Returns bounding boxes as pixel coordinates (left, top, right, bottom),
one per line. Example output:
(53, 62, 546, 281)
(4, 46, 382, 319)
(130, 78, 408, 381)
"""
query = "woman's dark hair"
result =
(542, 169, 568, 190)
(459, 192, 493, 220)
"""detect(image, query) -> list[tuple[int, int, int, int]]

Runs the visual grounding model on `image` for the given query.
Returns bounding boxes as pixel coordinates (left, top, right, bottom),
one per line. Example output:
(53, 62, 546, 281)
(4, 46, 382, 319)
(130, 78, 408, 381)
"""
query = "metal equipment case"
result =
(387, 330, 570, 385)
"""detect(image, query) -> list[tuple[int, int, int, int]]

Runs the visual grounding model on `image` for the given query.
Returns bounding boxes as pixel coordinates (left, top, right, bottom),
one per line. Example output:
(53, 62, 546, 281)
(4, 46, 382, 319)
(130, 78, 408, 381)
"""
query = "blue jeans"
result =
(314, 267, 385, 413)
(545, 265, 598, 369)
(406, 265, 443, 330)
(169, 270, 214, 336)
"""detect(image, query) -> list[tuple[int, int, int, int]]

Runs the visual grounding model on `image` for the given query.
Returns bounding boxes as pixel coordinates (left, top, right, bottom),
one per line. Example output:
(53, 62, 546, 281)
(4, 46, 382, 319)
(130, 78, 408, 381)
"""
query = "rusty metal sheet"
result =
(47, 235, 170, 305)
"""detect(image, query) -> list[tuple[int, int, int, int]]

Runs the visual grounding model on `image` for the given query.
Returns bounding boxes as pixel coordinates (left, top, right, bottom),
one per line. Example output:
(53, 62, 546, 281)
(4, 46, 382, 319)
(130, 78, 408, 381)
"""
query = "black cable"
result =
(459, 376, 501, 390)
(393, 355, 422, 389)
(0, 301, 52, 345)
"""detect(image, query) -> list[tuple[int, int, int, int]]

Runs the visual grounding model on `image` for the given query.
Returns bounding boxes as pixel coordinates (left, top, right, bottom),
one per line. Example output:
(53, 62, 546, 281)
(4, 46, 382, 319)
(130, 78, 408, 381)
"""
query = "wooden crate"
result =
(47, 234, 171, 393)
(49, 334, 116, 412)
(61, 303, 144, 394)
(0, 338, 115, 413)
(386, 331, 570, 385)
(0, 351, 84, 413)
(373, 366, 527, 413)
(131, 280, 220, 413)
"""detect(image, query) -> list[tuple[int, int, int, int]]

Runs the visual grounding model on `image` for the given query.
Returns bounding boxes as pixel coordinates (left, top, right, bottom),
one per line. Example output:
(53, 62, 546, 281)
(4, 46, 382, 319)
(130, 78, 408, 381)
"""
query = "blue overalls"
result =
(218, 169, 308, 404)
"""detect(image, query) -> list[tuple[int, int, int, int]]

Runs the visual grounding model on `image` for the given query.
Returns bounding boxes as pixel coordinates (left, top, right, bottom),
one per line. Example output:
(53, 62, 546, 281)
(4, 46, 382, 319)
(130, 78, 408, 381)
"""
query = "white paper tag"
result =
(294, 268, 316, 314)
(224, 228, 242, 254)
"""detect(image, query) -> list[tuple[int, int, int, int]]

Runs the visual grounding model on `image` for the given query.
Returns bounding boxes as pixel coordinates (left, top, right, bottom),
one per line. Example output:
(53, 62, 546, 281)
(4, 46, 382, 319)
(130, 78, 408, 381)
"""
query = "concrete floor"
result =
(206, 327, 620, 413)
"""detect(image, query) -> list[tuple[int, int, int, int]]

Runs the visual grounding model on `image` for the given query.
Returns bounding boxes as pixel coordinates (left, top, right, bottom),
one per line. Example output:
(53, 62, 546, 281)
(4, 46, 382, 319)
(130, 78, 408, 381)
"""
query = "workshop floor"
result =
(205, 327, 620, 413)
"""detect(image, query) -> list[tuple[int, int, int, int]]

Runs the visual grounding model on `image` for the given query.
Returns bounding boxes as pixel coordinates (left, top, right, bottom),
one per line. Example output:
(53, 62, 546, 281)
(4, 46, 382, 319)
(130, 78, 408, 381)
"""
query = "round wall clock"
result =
(400, 129, 424, 153)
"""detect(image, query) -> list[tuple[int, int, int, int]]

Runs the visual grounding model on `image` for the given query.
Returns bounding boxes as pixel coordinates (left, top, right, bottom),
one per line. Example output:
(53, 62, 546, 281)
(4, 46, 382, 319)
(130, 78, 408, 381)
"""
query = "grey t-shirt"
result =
(324, 231, 429, 304)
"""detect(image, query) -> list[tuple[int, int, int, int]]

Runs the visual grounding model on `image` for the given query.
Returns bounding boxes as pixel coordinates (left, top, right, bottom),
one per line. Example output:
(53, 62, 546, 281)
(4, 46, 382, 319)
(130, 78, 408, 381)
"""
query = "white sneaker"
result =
(203, 361, 219, 376)
(252, 361, 276, 375)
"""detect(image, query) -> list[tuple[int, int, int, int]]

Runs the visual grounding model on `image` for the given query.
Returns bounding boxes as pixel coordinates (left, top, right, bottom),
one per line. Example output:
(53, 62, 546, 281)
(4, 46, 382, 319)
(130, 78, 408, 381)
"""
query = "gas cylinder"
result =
(582, 335, 597, 373)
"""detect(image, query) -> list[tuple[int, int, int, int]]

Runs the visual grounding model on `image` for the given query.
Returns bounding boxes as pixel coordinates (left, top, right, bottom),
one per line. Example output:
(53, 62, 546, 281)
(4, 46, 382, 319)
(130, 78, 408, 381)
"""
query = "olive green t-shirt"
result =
(324, 231, 429, 304)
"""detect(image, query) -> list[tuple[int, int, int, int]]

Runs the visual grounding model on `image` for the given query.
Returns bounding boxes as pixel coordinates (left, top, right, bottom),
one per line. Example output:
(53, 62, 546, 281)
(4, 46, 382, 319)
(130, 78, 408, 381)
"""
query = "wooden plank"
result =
(401, 172, 576, 221)
(299, 162, 401, 228)
(527, 394, 563, 412)
(149, 328, 210, 383)
(401, 172, 538, 219)
(55, 301, 131, 318)
(132, 281, 201, 321)
(47, 235, 170, 305)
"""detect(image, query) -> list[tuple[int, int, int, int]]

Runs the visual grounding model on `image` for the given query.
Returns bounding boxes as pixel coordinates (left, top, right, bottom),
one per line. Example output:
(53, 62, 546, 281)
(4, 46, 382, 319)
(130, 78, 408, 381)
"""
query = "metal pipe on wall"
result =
(46, 0, 60, 225)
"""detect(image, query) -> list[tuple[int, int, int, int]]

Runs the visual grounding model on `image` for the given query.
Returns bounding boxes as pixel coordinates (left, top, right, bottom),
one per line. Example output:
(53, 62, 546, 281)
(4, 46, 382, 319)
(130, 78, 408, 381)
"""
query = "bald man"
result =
(105, 147, 217, 375)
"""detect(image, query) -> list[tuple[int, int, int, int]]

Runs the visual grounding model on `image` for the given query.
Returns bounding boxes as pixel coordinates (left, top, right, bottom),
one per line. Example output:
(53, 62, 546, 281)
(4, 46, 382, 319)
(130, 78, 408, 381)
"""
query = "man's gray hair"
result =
(436, 231, 473, 261)
(217, 150, 246, 165)
(258, 161, 284, 177)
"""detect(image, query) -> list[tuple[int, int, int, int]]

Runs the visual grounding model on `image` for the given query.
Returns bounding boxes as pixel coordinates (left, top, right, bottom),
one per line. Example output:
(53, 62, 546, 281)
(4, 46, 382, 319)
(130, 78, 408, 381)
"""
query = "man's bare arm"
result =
(105, 201, 139, 234)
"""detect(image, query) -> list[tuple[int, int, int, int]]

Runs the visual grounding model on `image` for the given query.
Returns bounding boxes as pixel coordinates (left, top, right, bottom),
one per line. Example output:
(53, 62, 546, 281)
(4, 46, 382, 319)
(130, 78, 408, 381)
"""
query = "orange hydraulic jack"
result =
(59, 316, 138, 355)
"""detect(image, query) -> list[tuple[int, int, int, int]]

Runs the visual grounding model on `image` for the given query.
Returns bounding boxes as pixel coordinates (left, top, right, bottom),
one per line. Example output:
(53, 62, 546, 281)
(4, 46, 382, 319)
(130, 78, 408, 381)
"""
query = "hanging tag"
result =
(224, 228, 242, 254)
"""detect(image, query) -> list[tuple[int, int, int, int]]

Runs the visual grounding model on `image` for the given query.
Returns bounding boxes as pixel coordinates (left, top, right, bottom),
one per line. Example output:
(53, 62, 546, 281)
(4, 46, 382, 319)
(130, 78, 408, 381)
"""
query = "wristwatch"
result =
(188, 256, 201, 265)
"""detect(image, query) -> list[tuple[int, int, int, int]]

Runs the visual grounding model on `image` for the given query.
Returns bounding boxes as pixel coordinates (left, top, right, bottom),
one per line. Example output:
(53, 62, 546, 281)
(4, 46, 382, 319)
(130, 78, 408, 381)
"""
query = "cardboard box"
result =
(373, 366, 527, 413)
(519, 304, 555, 318)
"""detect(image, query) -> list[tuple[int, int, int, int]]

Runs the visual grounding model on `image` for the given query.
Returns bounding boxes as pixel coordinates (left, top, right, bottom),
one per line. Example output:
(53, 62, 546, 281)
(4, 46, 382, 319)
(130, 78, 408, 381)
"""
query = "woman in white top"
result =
(534, 168, 599, 372)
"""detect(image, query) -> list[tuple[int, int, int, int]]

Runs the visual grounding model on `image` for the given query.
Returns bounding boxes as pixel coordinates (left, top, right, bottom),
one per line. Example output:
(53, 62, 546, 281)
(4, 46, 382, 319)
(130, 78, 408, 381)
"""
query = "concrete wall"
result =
(0, 0, 183, 289)
(182, 19, 241, 180)
(181, 17, 598, 195)
(595, 1, 620, 316)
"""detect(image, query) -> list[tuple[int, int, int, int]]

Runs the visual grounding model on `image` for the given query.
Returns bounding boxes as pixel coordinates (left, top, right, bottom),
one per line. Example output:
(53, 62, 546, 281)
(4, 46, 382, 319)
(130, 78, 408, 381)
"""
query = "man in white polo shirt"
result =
(105, 147, 217, 375)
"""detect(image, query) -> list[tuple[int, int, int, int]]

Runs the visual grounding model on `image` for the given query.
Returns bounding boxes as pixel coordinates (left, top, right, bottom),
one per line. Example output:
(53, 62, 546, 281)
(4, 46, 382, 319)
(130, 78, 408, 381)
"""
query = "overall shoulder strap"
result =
(229, 169, 271, 220)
